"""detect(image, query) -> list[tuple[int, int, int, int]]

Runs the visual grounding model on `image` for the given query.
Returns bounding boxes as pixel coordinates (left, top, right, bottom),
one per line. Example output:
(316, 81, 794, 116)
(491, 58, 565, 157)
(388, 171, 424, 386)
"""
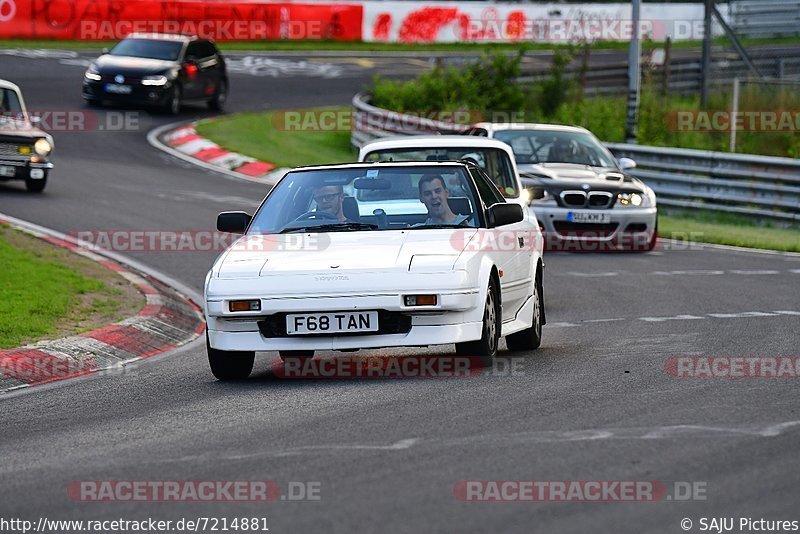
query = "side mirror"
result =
(101, 47, 109, 55)
(485, 203, 523, 228)
(29, 115, 41, 128)
(618, 157, 637, 171)
(217, 211, 252, 234)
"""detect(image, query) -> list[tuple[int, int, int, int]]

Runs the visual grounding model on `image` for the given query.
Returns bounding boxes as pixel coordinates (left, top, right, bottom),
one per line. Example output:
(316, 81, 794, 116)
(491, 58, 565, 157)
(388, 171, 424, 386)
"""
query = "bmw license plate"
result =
(105, 84, 132, 94)
(286, 311, 379, 335)
(0, 165, 15, 177)
(568, 211, 611, 224)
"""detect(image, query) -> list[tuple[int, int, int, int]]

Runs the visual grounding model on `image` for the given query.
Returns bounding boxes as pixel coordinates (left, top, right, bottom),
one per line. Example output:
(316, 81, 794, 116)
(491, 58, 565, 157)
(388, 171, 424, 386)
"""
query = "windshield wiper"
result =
(413, 223, 472, 230)
(279, 222, 379, 234)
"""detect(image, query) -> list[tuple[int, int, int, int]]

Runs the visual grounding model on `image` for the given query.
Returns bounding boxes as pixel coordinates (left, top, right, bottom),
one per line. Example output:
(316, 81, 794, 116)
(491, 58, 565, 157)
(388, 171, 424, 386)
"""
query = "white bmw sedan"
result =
(204, 161, 545, 380)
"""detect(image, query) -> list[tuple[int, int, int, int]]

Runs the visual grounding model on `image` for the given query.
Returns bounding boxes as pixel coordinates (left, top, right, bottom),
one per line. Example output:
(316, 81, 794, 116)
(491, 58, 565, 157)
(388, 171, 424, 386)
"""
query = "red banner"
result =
(0, 0, 363, 41)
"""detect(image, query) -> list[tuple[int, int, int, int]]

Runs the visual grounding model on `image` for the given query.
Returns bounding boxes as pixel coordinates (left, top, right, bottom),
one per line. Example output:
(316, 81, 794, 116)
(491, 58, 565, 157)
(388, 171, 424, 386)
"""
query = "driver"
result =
(418, 174, 469, 226)
(313, 184, 347, 222)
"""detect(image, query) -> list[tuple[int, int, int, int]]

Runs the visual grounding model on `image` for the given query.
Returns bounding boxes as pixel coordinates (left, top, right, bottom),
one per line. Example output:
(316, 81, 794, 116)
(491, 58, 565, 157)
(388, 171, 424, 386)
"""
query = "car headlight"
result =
(141, 75, 169, 86)
(84, 64, 101, 81)
(528, 188, 557, 206)
(617, 192, 648, 207)
(34, 138, 52, 156)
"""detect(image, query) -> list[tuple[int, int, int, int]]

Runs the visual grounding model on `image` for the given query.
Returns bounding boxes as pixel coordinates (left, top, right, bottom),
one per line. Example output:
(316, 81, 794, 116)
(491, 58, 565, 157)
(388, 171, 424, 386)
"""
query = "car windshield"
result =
(248, 165, 480, 234)
(494, 129, 617, 168)
(363, 147, 519, 199)
(110, 39, 183, 61)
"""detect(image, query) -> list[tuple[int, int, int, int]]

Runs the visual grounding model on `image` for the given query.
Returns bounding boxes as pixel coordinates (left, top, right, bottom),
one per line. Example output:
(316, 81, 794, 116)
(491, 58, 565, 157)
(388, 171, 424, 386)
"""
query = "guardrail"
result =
(351, 92, 800, 222)
(731, 0, 800, 39)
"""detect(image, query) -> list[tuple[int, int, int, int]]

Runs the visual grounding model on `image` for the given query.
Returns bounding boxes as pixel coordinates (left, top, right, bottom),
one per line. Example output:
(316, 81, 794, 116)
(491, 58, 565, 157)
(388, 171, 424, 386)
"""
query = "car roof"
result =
(361, 135, 513, 151)
(0, 79, 22, 92)
(472, 122, 591, 135)
(125, 33, 196, 42)
(288, 160, 474, 173)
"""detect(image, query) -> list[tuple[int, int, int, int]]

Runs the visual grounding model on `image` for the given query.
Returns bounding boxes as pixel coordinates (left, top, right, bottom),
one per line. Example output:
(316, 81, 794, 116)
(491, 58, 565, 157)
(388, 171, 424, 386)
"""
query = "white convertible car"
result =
(204, 161, 545, 380)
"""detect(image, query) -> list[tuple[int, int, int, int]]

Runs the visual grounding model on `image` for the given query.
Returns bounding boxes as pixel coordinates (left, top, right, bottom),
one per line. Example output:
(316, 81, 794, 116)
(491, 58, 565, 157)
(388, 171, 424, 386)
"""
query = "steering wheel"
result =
(293, 210, 339, 222)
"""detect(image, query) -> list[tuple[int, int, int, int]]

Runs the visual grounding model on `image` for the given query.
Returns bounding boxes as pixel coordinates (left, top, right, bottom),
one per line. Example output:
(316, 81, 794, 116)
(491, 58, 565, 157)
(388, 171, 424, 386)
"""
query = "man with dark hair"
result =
(313, 184, 347, 221)
(418, 174, 469, 226)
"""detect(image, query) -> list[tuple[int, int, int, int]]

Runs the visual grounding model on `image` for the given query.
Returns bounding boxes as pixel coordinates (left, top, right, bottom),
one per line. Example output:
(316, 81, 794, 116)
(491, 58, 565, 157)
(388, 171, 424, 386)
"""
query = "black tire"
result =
(455, 277, 500, 368)
(206, 332, 254, 380)
(279, 350, 314, 366)
(208, 79, 228, 111)
(505, 271, 543, 351)
(165, 85, 181, 115)
(25, 171, 47, 193)
(646, 219, 658, 251)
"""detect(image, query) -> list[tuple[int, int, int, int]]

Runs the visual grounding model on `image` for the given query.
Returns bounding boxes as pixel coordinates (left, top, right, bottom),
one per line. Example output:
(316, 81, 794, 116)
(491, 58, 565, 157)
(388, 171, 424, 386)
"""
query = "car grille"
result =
(0, 142, 30, 157)
(257, 310, 412, 338)
(553, 221, 619, 238)
(101, 74, 143, 84)
(559, 190, 615, 209)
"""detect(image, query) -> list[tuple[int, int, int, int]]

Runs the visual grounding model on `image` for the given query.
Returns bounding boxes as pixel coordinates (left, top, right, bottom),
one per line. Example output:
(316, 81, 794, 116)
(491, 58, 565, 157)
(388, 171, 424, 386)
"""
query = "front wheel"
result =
(455, 278, 500, 368)
(207, 333, 254, 380)
(165, 85, 181, 115)
(25, 171, 47, 193)
(505, 273, 543, 351)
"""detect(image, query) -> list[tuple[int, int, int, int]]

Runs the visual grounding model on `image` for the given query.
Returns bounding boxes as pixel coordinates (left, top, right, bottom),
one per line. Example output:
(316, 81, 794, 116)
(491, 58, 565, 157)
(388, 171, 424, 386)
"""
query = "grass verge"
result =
(195, 108, 355, 168)
(0, 225, 144, 349)
(195, 110, 800, 253)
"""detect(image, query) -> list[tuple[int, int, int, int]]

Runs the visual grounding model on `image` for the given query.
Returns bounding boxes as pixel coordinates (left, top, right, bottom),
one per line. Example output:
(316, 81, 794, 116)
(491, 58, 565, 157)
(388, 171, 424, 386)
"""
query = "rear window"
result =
(363, 146, 519, 199)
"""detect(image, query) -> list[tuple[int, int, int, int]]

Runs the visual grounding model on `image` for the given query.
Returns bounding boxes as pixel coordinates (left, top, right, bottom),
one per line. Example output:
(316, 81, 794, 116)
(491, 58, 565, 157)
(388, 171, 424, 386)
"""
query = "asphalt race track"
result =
(1, 50, 800, 533)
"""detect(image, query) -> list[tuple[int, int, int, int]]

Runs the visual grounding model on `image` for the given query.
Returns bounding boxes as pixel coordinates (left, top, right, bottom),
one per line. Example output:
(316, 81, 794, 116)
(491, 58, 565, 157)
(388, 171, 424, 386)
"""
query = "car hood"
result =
(94, 55, 176, 76)
(0, 117, 50, 140)
(214, 229, 476, 278)
(518, 163, 645, 193)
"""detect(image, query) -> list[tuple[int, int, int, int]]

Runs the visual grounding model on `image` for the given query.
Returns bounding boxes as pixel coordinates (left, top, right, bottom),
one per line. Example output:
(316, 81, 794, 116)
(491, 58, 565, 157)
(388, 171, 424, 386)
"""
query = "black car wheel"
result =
(165, 85, 181, 115)
(207, 332, 254, 380)
(505, 271, 543, 351)
(208, 79, 228, 111)
(25, 171, 47, 193)
(455, 277, 500, 368)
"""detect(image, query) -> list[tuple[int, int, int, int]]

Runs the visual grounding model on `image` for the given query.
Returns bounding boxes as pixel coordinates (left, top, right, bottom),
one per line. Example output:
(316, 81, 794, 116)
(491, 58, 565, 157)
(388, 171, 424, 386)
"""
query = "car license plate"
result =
(286, 311, 379, 335)
(105, 83, 132, 94)
(0, 165, 15, 177)
(568, 211, 611, 224)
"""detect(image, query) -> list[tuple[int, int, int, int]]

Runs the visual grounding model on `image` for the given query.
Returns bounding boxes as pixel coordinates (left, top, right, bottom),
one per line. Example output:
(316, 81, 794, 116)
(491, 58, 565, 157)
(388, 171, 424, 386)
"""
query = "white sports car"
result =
(204, 161, 545, 380)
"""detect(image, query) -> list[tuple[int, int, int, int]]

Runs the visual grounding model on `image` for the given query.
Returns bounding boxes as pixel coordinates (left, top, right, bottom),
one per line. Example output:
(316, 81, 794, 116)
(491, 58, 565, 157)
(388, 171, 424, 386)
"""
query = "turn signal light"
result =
(229, 300, 261, 312)
(404, 295, 437, 306)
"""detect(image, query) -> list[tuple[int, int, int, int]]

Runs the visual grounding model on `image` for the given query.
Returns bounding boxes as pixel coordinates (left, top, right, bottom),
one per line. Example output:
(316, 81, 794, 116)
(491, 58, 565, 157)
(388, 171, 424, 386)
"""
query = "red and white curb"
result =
(148, 120, 288, 185)
(0, 213, 205, 394)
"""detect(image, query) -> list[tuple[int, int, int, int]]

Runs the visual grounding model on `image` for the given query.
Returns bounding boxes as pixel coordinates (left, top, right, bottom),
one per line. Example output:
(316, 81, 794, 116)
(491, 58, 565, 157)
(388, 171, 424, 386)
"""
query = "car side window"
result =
(198, 41, 216, 58)
(470, 168, 505, 207)
(186, 42, 202, 60)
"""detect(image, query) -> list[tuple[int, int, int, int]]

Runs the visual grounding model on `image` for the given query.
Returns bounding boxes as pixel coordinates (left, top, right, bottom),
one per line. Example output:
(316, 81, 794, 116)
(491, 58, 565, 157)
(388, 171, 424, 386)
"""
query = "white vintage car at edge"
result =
(204, 161, 545, 380)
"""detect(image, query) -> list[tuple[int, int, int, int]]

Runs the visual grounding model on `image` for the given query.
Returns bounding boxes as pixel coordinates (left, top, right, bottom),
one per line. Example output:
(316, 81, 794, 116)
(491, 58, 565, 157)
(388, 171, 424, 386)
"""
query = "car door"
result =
(195, 40, 222, 99)
(182, 41, 204, 99)
(471, 167, 532, 324)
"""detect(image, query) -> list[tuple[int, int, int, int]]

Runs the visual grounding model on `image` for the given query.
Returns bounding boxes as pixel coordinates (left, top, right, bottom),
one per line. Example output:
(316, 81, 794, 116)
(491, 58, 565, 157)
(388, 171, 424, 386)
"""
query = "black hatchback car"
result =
(82, 33, 228, 114)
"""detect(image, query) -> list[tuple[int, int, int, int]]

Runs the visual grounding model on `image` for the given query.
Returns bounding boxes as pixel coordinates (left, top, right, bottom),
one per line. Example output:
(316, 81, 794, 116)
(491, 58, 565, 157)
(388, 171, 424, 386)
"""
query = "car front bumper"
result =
(0, 158, 53, 181)
(205, 283, 484, 352)
(82, 80, 173, 106)
(531, 205, 657, 251)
